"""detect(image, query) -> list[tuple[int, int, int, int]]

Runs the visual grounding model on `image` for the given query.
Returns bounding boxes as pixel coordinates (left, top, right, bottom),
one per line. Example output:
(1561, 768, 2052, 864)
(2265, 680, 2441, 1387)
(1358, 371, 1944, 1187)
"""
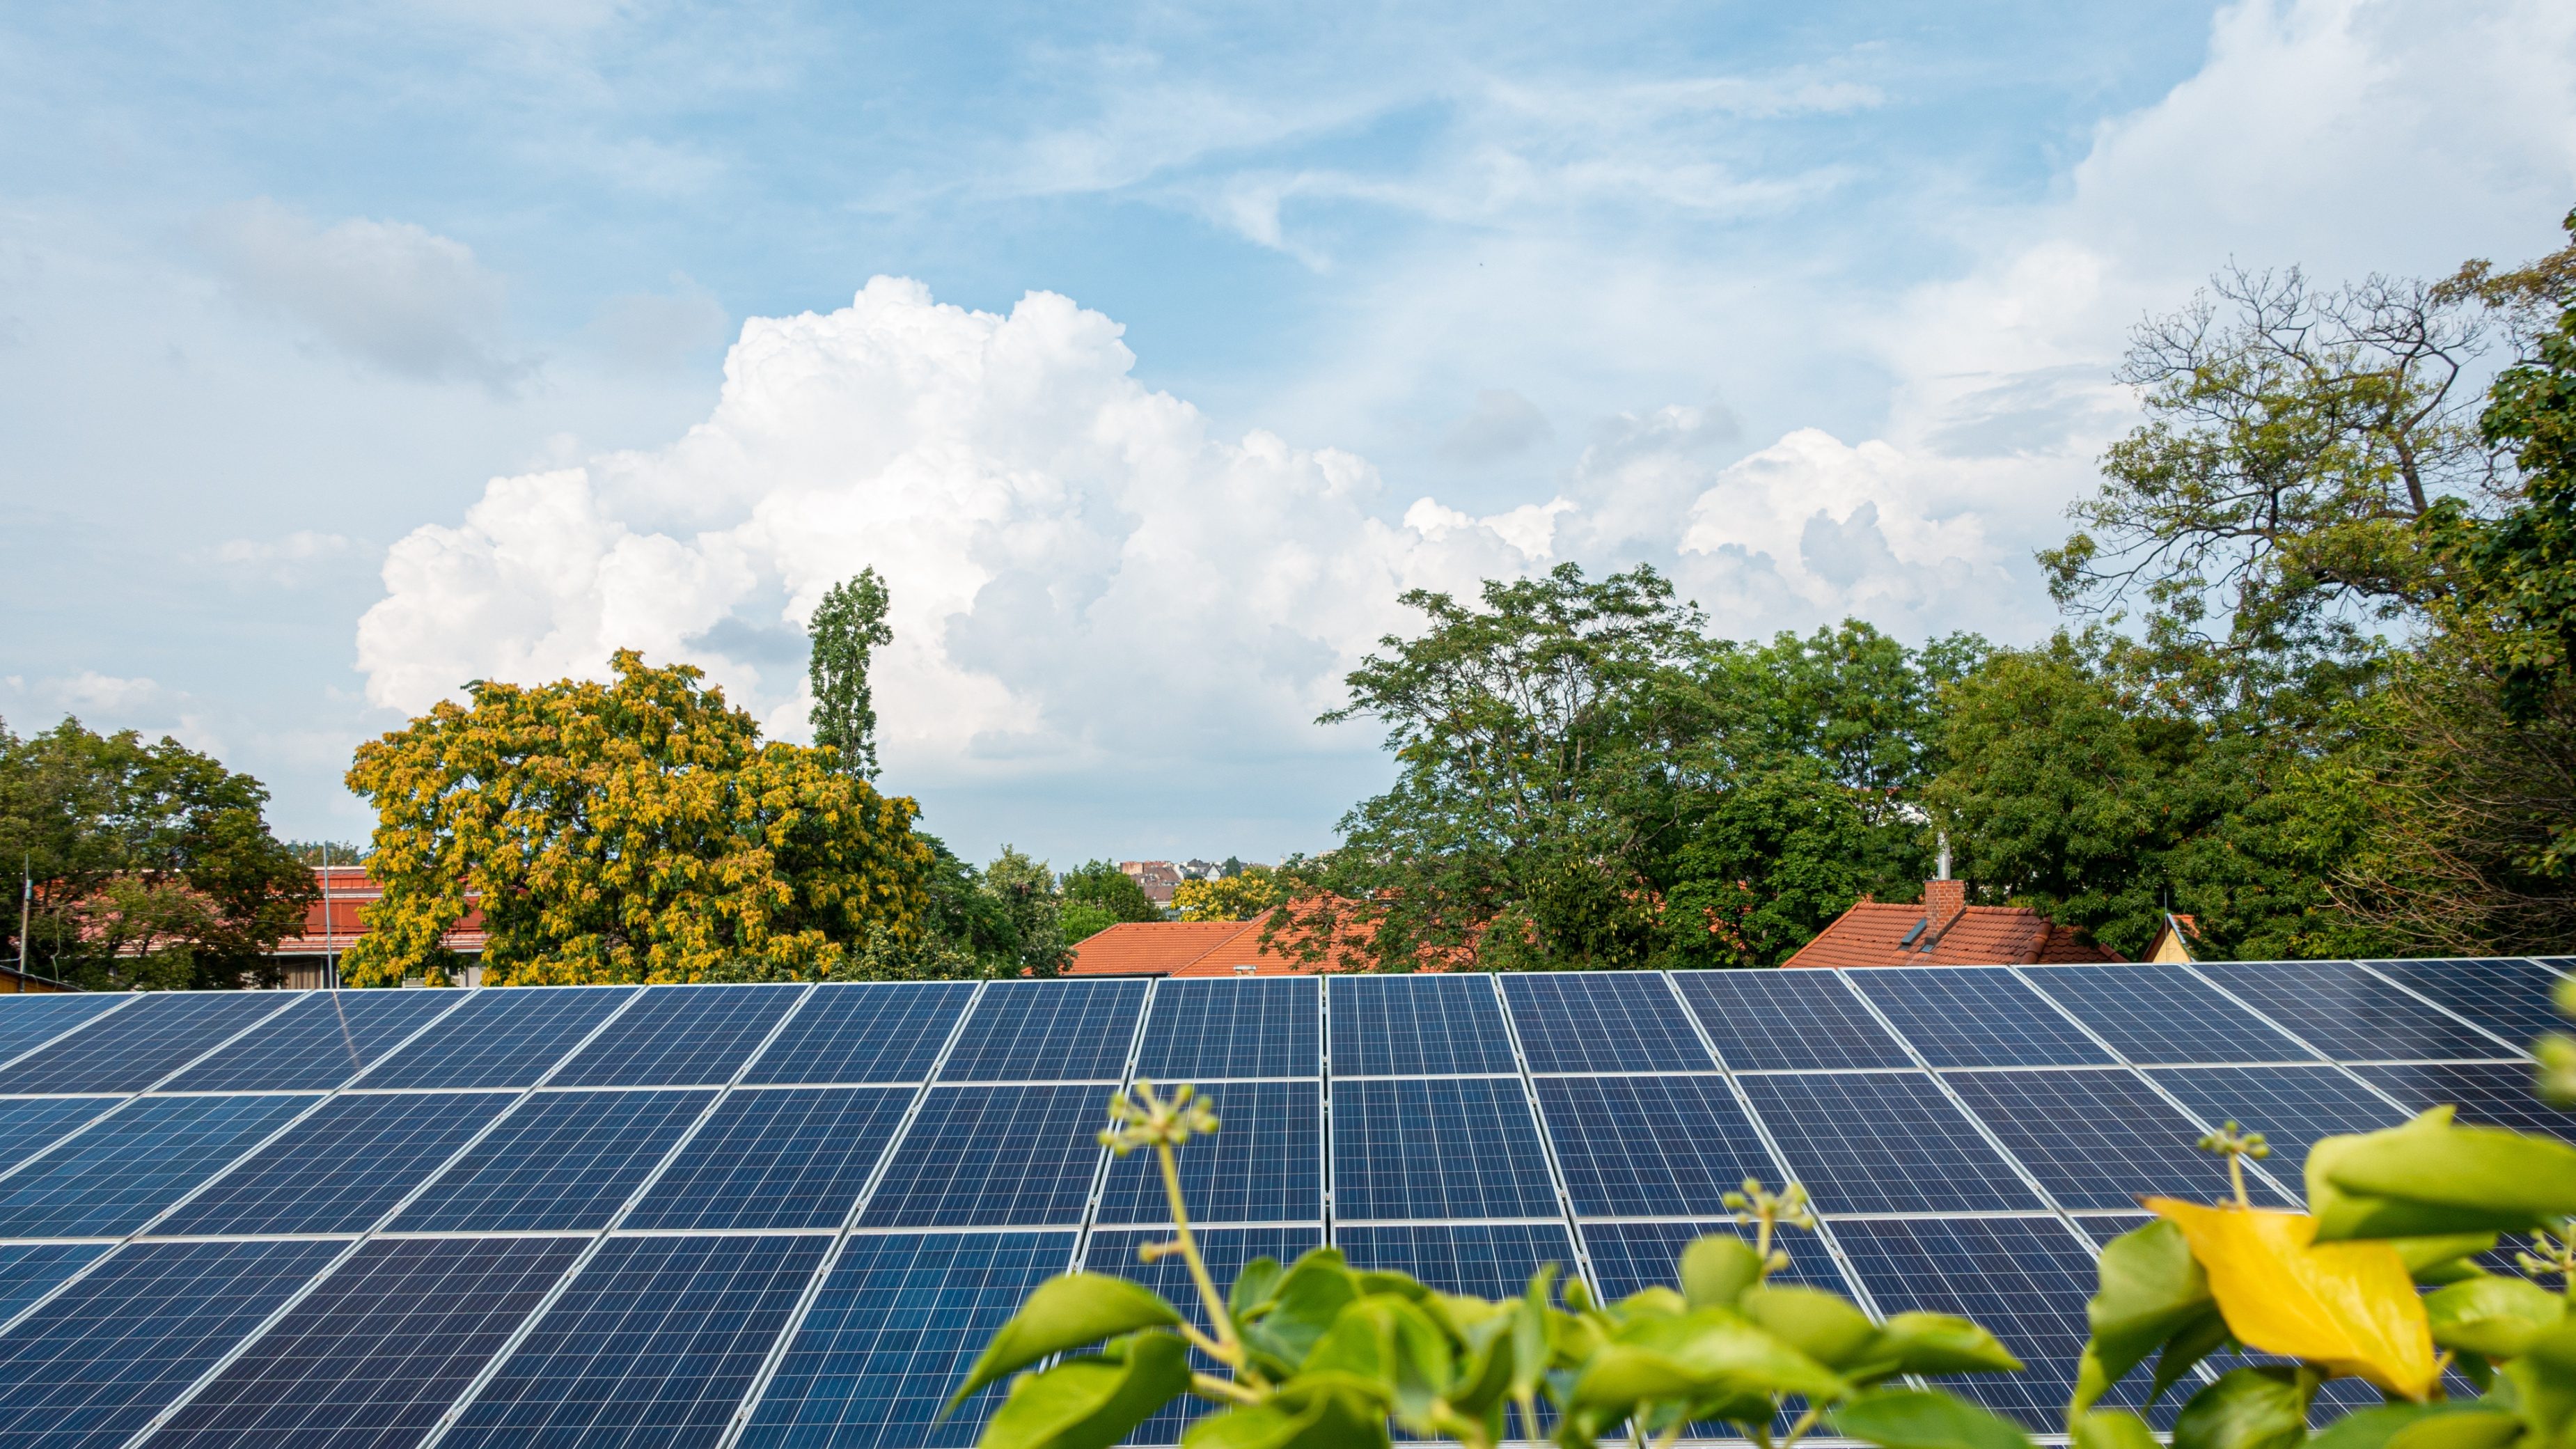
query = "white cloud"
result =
(208, 531, 361, 585)
(42, 672, 162, 713)
(357, 278, 1550, 782)
(196, 199, 526, 390)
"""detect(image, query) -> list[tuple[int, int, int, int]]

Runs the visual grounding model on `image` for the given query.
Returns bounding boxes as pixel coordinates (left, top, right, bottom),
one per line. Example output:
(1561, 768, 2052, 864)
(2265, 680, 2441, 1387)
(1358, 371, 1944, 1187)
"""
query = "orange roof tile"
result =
(1783, 900, 2122, 969)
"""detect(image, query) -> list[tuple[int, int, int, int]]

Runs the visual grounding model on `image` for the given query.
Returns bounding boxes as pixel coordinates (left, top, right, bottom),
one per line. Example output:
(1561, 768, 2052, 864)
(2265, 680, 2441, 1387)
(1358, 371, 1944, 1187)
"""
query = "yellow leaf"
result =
(2146, 1198, 2437, 1400)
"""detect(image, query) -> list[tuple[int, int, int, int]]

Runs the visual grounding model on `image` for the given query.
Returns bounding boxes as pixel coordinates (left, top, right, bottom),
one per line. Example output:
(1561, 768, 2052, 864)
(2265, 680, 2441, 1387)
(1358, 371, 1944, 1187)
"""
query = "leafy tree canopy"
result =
(809, 567, 893, 779)
(345, 650, 931, 985)
(0, 716, 313, 989)
(1173, 864, 1278, 921)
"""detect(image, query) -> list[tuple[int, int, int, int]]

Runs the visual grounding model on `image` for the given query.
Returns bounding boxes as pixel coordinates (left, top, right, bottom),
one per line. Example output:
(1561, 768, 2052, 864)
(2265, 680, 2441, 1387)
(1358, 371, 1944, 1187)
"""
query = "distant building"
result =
(2146, 912, 2200, 964)
(1784, 876, 2121, 968)
(269, 865, 487, 987)
(1118, 861, 1184, 907)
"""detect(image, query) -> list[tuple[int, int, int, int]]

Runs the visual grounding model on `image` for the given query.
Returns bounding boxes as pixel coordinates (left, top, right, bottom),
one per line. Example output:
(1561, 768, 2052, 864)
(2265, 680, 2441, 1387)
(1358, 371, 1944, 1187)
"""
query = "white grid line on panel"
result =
(130, 1232, 367, 1244)
(1655, 971, 1890, 1323)
(1485, 973, 1603, 1302)
(1727, 1066, 1924, 1079)
(104, 984, 654, 1449)
(608, 1225, 842, 1239)
(1334, 1217, 1571, 1229)
(2350, 960, 2535, 1058)
(1319, 966, 1334, 1237)
(416, 981, 825, 1449)
(364, 1229, 599, 1242)
(1999, 965, 2303, 1207)
(1328, 1071, 1523, 1082)
(1529, 1069, 1729, 1080)
(338, 1085, 528, 1097)
(1091, 1219, 1328, 1233)
(0, 991, 143, 1077)
(716, 977, 991, 1449)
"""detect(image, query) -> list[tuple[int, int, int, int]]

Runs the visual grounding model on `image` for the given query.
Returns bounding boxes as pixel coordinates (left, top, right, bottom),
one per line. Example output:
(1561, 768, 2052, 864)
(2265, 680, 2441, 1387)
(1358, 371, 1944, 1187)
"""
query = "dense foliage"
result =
(0, 716, 313, 989)
(344, 650, 932, 985)
(1175, 866, 1278, 922)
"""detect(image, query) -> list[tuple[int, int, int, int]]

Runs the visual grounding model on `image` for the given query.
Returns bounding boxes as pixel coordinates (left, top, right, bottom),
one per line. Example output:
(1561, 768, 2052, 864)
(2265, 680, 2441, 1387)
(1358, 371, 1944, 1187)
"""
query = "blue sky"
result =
(3, 1, 2572, 868)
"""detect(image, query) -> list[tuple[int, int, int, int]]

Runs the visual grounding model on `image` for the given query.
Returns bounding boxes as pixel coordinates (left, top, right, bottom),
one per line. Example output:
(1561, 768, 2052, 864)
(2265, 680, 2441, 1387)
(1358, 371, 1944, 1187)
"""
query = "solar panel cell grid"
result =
(1535, 1075, 1776, 1218)
(623, 1086, 914, 1232)
(0, 991, 290, 1095)
(358, 986, 639, 1090)
(858, 1085, 1108, 1228)
(1831, 1215, 2155, 1431)
(1942, 1068, 2295, 1209)
(0, 1095, 118, 1175)
(389, 1088, 716, 1232)
(156, 1090, 517, 1237)
(1848, 966, 2117, 1067)
(2196, 961, 2518, 1063)
(2356, 1062, 2576, 1141)
(2363, 959, 2570, 1047)
(1135, 976, 1319, 1080)
(2020, 964, 2322, 1065)
(743, 982, 975, 1086)
(0, 1092, 317, 1239)
(149, 1234, 588, 1449)
(936, 979, 1147, 1082)
(1094, 1079, 1321, 1225)
(550, 982, 808, 1088)
(1736, 1072, 2048, 1214)
(2146, 1065, 2410, 1177)
(1331, 1076, 1560, 1222)
(1581, 1220, 1852, 1301)
(0, 1237, 346, 1449)
(160, 989, 460, 1092)
(1501, 973, 1713, 1073)
(1334, 1222, 1580, 1299)
(736, 1229, 1074, 1449)
(0, 994, 126, 1067)
(0, 1241, 107, 1324)
(1673, 971, 1915, 1070)
(1326, 974, 1519, 1076)
(443, 1232, 833, 1449)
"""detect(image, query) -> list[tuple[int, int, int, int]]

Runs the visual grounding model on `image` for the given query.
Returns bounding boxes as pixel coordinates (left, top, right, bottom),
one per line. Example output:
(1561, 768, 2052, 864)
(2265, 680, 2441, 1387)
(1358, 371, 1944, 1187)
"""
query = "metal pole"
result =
(17, 853, 29, 982)
(320, 843, 338, 989)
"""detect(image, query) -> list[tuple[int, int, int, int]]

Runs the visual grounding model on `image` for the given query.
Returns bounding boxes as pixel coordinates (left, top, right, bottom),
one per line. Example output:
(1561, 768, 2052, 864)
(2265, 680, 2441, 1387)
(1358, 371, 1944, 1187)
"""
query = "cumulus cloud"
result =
(42, 672, 162, 713)
(358, 279, 1550, 782)
(197, 199, 526, 390)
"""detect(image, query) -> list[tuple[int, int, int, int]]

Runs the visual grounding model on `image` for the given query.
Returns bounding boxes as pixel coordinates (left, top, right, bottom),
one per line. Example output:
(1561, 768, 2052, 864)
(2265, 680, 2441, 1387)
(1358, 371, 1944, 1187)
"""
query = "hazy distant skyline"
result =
(4, 1, 2572, 864)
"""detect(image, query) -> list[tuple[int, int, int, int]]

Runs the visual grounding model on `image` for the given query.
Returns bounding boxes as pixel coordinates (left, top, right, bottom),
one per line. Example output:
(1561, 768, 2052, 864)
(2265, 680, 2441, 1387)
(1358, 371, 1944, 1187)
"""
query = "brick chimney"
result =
(1923, 877, 1967, 932)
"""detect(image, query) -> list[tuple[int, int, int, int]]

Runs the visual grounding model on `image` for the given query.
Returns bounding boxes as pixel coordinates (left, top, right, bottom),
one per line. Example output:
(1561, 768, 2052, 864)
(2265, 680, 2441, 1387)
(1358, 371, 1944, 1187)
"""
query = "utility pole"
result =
(17, 853, 29, 984)
(320, 843, 338, 989)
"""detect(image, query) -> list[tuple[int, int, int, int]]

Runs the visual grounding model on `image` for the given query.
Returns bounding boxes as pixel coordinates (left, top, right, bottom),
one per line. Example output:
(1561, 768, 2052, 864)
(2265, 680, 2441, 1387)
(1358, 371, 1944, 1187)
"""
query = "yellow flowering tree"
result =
(343, 650, 931, 986)
(1172, 865, 1280, 922)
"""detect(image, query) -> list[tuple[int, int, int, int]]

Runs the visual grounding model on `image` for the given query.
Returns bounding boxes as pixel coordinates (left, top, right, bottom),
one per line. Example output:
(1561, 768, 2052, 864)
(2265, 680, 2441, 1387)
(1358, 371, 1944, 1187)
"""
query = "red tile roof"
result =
(272, 866, 486, 956)
(1067, 907, 1385, 977)
(1783, 879, 2121, 969)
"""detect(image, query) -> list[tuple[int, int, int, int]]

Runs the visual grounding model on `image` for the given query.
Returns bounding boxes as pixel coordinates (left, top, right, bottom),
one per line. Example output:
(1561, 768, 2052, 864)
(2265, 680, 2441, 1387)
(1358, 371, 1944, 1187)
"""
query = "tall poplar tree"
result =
(808, 568, 894, 779)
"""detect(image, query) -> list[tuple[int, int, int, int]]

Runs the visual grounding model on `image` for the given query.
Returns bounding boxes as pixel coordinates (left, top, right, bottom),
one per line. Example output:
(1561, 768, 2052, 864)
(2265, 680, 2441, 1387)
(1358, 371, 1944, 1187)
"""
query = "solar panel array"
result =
(0, 959, 2561, 1448)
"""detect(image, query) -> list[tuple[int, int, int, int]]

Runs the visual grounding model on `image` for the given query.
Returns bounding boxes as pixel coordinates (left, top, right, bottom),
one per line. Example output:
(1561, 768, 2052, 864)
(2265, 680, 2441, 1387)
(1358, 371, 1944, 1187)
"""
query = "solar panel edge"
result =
(2350, 958, 2549, 1057)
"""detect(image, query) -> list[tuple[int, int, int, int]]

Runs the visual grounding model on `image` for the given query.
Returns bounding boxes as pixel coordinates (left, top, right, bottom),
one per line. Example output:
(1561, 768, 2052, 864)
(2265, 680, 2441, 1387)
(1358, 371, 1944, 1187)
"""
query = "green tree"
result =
(982, 845, 1071, 977)
(1058, 859, 1159, 943)
(809, 567, 894, 779)
(0, 717, 315, 989)
(345, 650, 932, 985)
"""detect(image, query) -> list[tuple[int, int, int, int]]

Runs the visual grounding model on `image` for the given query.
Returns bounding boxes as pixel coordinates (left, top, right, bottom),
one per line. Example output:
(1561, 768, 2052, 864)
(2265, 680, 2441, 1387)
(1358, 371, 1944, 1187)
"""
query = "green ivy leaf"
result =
(976, 1331, 1193, 1449)
(2069, 1409, 2162, 1449)
(2305, 1403, 2522, 1449)
(1681, 1235, 1768, 1309)
(2171, 1366, 2318, 1449)
(1832, 1386, 2035, 1449)
(1241, 1250, 1360, 1371)
(948, 1274, 1183, 1413)
(1569, 1308, 1848, 1413)
(1741, 1285, 1882, 1370)
(2426, 1274, 2568, 1360)
(2073, 1218, 2221, 1415)
(1178, 1387, 1392, 1449)
(1228, 1256, 1285, 1323)
(1873, 1313, 2025, 1377)
(2311, 1109, 2576, 1242)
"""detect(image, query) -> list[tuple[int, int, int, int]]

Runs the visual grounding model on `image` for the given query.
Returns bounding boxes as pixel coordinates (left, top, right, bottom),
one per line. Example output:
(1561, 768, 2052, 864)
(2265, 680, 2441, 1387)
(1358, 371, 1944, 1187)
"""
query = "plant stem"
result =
(1159, 1141, 1243, 1360)
(2229, 1152, 2248, 1208)
(1778, 1403, 1825, 1449)
(1191, 1372, 1263, 1405)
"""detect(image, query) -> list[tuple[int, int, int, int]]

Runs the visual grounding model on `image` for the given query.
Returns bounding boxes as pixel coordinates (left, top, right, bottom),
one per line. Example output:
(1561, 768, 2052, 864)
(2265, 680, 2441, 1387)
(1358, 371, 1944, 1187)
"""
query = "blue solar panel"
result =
(1327, 974, 1518, 1076)
(0, 1242, 107, 1324)
(0, 994, 127, 1067)
(156, 1090, 516, 1235)
(1095, 1079, 1321, 1225)
(0, 1092, 316, 1237)
(1502, 973, 1713, 1072)
(2146, 1065, 2411, 1179)
(2364, 959, 2569, 1048)
(0, 1237, 344, 1449)
(2355, 1061, 2574, 1141)
(1581, 1221, 1851, 1301)
(737, 1229, 1074, 1449)
(1736, 1072, 2048, 1214)
(359, 986, 639, 1090)
(1331, 1077, 1560, 1221)
(2021, 964, 2323, 1065)
(1536, 1075, 1775, 1217)
(860, 1085, 1106, 1228)
(1943, 1069, 2295, 1209)
(550, 983, 808, 1088)
(743, 982, 975, 1086)
(0, 991, 291, 1095)
(2196, 961, 2518, 1062)
(1335, 1222, 1578, 1298)
(625, 1086, 913, 1231)
(149, 1235, 588, 1449)
(1135, 976, 1319, 1080)
(391, 1088, 716, 1232)
(937, 979, 1147, 1082)
(0, 1095, 118, 1174)
(1848, 966, 2117, 1067)
(1830, 1216, 2149, 1431)
(1080, 1226, 1329, 1446)
(1673, 970, 1915, 1070)
(443, 1232, 833, 1449)
(160, 989, 461, 1092)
